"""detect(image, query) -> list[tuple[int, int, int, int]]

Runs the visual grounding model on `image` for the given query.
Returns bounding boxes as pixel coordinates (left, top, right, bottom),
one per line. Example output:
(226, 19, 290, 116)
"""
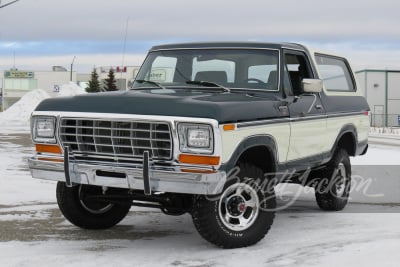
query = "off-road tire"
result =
(315, 149, 351, 211)
(192, 162, 276, 248)
(56, 182, 131, 229)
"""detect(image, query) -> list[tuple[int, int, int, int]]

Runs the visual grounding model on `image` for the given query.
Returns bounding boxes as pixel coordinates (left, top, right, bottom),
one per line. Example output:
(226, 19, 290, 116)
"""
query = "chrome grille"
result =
(59, 118, 172, 161)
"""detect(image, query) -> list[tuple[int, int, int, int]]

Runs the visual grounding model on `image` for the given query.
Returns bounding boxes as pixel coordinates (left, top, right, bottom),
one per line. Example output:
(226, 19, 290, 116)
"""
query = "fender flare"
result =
(330, 123, 358, 157)
(219, 135, 278, 173)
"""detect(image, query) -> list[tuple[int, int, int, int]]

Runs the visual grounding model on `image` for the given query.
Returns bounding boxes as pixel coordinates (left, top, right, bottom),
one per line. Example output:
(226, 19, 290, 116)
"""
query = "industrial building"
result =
(1, 66, 140, 110)
(356, 69, 400, 127)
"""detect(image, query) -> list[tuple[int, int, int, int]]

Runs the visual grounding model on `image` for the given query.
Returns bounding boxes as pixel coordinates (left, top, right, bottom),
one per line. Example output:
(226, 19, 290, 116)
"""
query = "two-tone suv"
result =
(29, 42, 370, 248)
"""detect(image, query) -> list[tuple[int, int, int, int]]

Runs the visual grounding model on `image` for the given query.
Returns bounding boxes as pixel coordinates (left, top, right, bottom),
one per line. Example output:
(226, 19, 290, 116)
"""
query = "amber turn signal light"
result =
(35, 144, 62, 154)
(179, 154, 220, 165)
(223, 124, 236, 131)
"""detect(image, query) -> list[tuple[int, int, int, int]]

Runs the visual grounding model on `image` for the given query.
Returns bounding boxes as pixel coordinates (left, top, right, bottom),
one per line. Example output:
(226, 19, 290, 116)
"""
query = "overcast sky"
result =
(1, 0, 400, 73)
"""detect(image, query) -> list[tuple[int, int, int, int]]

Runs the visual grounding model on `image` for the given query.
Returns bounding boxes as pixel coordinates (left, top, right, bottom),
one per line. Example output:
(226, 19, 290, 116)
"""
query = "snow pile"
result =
(0, 89, 50, 124)
(58, 82, 87, 97)
(0, 83, 87, 132)
(370, 127, 400, 135)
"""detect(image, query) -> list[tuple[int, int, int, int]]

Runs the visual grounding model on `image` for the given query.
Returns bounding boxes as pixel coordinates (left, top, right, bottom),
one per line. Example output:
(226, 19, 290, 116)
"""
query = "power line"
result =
(0, 0, 20, 9)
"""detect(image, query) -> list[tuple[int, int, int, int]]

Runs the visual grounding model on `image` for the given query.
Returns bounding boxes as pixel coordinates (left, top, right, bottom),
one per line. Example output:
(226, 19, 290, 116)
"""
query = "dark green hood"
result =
(35, 90, 286, 123)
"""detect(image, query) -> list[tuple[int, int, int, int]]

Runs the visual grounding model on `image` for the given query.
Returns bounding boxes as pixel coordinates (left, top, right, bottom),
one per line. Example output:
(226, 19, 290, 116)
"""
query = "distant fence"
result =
(370, 113, 400, 127)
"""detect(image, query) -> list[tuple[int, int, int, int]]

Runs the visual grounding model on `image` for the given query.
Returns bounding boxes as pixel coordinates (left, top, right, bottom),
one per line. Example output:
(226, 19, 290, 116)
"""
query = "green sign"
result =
(5, 71, 34, 79)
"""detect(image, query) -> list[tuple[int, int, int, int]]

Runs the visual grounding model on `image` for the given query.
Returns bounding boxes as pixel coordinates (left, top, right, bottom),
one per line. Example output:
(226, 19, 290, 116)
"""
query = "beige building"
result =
(1, 66, 140, 111)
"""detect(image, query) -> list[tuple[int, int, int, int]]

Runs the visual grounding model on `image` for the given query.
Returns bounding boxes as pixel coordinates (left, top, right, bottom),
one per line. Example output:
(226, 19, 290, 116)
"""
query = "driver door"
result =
(284, 51, 327, 166)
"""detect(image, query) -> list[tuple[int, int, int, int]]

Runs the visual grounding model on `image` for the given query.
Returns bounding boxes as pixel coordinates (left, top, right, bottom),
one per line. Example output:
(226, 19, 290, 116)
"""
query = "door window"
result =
(283, 53, 313, 96)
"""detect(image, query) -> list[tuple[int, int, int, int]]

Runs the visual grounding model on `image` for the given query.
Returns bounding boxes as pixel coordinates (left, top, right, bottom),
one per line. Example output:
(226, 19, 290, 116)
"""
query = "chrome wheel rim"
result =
(335, 163, 347, 196)
(78, 185, 114, 214)
(218, 183, 260, 231)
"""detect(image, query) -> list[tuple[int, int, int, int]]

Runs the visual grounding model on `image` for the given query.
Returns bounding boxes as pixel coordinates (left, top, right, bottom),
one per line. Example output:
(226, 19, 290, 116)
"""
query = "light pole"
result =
(70, 56, 76, 81)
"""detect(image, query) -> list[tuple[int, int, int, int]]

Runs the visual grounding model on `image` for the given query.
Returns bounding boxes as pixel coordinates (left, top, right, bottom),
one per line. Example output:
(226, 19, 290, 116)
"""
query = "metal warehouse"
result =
(356, 69, 400, 127)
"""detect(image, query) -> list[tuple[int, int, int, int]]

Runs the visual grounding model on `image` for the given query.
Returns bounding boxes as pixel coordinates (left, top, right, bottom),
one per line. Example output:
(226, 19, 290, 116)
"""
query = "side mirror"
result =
(302, 79, 323, 93)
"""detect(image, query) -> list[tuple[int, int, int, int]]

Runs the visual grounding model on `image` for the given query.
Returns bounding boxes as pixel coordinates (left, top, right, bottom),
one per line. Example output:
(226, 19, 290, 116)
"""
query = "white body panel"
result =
(220, 113, 369, 165)
(220, 123, 290, 164)
(286, 117, 327, 161)
(325, 114, 370, 146)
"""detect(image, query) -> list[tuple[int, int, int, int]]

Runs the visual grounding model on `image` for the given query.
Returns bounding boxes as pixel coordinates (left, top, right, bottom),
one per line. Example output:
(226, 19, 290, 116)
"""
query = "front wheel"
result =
(192, 163, 276, 248)
(56, 182, 131, 229)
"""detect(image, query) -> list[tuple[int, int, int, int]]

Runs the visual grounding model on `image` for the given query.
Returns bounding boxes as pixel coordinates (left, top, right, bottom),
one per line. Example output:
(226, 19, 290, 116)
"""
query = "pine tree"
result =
(86, 68, 101, 93)
(104, 68, 118, 91)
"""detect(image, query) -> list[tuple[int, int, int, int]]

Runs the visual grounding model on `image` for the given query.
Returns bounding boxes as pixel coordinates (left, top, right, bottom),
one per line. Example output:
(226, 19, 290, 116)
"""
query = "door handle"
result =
(278, 105, 289, 116)
(315, 104, 323, 110)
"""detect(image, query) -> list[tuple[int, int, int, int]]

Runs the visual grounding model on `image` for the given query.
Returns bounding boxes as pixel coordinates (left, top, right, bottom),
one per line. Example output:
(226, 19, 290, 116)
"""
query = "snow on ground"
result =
(0, 124, 399, 267)
(351, 144, 400, 165)
(0, 94, 400, 266)
(0, 208, 398, 267)
(0, 83, 87, 205)
(0, 133, 56, 205)
(370, 127, 400, 135)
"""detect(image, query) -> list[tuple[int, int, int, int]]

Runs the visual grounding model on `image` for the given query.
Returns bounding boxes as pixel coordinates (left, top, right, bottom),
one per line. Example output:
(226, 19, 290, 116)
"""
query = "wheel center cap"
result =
(238, 203, 246, 213)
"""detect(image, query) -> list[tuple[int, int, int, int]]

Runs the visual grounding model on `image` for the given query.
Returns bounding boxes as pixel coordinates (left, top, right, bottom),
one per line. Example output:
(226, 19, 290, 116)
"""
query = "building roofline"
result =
(355, 69, 400, 74)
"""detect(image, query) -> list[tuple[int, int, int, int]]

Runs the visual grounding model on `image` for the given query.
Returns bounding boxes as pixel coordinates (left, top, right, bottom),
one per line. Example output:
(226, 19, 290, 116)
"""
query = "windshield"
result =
(133, 49, 279, 91)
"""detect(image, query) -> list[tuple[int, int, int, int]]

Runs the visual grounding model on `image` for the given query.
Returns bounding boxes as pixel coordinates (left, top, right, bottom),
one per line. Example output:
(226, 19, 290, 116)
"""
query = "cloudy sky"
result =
(1, 0, 400, 74)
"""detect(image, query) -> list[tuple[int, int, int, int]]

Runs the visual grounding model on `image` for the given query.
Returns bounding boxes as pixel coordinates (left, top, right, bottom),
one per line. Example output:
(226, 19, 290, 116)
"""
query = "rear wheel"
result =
(192, 163, 276, 248)
(56, 182, 131, 229)
(315, 149, 351, 211)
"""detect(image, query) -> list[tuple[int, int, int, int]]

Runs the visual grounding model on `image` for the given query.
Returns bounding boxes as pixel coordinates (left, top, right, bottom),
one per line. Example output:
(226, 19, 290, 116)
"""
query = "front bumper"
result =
(28, 157, 227, 195)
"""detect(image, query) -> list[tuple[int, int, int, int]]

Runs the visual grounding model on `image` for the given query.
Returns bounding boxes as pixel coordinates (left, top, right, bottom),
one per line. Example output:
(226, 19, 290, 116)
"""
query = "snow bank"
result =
(0, 83, 87, 132)
(58, 82, 87, 97)
(0, 89, 50, 124)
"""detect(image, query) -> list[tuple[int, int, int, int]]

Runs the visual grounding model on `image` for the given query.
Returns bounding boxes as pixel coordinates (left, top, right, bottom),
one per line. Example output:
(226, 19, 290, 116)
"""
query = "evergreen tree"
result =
(86, 68, 101, 93)
(104, 68, 118, 91)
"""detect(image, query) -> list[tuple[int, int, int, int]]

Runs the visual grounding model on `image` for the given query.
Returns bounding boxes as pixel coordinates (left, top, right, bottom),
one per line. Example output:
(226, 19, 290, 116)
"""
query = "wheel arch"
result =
(332, 124, 358, 157)
(220, 135, 278, 175)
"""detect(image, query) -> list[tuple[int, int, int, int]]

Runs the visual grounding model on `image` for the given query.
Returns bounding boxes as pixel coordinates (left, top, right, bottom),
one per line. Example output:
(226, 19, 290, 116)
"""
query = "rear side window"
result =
(315, 54, 356, 92)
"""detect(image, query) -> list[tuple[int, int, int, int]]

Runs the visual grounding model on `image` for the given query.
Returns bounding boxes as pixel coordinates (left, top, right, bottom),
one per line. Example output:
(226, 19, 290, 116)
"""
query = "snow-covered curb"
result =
(369, 127, 400, 135)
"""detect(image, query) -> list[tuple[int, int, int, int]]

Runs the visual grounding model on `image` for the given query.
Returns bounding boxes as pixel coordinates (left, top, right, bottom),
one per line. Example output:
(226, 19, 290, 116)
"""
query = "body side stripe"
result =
(235, 111, 366, 128)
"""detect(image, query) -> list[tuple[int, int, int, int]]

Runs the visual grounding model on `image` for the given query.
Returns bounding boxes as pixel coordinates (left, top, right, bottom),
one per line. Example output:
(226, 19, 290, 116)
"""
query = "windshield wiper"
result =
(186, 80, 231, 93)
(134, 80, 166, 90)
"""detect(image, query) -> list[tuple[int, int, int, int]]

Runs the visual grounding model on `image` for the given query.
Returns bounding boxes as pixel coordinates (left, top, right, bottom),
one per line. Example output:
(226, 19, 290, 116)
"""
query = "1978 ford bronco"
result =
(29, 42, 370, 248)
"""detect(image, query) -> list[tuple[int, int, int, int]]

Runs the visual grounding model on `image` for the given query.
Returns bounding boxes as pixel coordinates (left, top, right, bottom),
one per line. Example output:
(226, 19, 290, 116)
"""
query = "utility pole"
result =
(70, 56, 76, 81)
